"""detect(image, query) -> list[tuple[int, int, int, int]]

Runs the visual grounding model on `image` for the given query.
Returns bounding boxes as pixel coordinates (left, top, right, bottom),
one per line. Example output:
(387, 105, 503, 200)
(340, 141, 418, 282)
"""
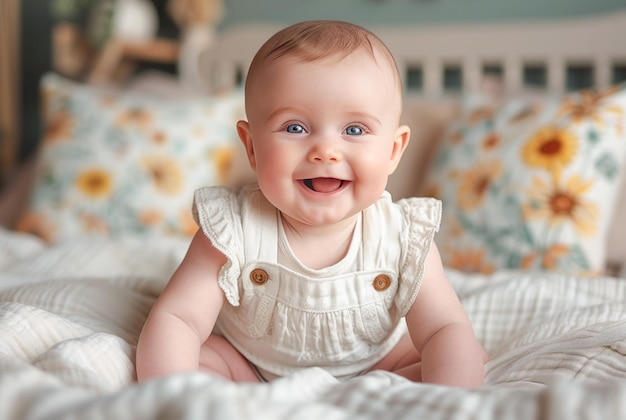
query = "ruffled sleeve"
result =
(192, 186, 245, 306)
(394, 197, 442, 316)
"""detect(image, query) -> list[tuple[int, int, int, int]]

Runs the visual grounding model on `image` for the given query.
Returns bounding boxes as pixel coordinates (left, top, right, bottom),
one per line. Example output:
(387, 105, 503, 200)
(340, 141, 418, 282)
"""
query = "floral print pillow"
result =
(17, 74, 245, 242)
(423, 84, 626, 275)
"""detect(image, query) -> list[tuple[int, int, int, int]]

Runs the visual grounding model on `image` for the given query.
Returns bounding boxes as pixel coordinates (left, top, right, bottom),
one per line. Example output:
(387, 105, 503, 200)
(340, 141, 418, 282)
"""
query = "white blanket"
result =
(2, 228, 626, 419)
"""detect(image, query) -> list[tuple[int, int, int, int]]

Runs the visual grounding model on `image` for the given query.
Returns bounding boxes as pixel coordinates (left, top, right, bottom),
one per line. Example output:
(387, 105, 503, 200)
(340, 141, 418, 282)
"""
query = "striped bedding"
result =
(1, 228, 626, 419)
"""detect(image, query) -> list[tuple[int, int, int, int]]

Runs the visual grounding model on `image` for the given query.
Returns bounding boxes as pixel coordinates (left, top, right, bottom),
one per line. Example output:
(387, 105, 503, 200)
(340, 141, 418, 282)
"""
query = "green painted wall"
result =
(220, 0, 626, 28)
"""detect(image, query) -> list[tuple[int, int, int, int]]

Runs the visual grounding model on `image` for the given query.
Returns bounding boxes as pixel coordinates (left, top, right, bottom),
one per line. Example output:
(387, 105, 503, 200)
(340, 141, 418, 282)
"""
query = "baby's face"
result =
(238, 49, 409, 230)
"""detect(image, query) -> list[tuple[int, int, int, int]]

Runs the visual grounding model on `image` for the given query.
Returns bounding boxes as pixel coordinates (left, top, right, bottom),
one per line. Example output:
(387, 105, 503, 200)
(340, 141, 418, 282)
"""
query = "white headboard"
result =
(200, 11, 626, 97)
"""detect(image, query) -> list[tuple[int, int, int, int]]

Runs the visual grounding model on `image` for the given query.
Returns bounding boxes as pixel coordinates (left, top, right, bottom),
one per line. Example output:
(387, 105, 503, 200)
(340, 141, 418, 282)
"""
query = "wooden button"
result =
(250, 268, 269, 285)
(373, 274, 391, 291)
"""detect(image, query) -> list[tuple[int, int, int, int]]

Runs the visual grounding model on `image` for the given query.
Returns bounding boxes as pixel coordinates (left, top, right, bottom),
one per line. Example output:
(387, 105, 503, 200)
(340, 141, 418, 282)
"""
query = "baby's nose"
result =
(307, 140, 342, 163)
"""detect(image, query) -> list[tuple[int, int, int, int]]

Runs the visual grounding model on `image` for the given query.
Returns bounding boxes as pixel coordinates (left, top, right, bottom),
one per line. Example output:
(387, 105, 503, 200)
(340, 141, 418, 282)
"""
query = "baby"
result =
(137, 20, 486, 386)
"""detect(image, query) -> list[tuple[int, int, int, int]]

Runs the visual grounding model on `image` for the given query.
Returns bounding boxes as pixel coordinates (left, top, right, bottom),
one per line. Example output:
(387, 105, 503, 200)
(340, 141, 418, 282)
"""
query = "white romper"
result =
(192, 185, 442, 380)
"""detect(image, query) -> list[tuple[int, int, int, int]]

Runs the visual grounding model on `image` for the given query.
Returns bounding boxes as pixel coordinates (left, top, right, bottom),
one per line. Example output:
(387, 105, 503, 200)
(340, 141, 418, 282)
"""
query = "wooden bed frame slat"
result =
(200, 11, 626, 97)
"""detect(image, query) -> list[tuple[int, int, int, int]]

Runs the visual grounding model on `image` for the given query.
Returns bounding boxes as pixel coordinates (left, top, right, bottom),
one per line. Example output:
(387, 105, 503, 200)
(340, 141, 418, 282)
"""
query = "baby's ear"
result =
(388, 124, 410, 175)
(236, 120, 257, 170)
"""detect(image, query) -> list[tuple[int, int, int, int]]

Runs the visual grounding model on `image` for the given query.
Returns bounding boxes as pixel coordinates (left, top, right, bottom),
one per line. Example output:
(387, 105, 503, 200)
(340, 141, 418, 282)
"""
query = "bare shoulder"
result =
(184, 230, 227, 266)
(157, 230, 227, 305)
(417, 243, 461, 308)
(406, 243, 471, 346)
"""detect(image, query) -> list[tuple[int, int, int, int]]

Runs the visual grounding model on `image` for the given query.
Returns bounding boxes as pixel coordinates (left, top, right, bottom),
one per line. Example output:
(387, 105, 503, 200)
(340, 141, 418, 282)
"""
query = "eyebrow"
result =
(266, 107, 382, 126)
(265, 106, 303, 122)
(344, 111, 382, 126)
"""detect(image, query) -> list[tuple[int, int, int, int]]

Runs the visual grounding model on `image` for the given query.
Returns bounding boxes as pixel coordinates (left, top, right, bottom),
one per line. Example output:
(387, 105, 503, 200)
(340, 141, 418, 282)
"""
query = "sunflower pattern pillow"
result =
(423, 84, 626, 275)
(18, 74, 245, 243)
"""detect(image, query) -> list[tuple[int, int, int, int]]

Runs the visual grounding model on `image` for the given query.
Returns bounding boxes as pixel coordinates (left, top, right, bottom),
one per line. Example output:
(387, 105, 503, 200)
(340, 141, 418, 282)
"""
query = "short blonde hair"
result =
(245, 20, 402, 93)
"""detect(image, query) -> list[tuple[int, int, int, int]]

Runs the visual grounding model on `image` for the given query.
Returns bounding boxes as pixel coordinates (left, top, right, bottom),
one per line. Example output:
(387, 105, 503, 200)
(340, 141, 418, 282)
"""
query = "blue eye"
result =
(286, 123, 305, 134)
(344, 125, 363, 136)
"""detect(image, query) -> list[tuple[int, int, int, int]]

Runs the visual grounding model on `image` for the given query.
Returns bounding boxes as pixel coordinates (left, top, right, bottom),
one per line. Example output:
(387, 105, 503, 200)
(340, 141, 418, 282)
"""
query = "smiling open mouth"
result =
(302, 178, 346, 193)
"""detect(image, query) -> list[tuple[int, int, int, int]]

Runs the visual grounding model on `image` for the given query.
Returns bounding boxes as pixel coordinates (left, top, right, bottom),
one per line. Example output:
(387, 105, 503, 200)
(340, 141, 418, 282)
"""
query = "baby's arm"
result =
(405, 244, 486, 387)
(136, 230, 227, 382)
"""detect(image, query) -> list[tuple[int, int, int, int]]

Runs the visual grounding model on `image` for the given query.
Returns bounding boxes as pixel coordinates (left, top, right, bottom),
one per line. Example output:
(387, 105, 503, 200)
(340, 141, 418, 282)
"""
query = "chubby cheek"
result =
(353, 146, 395, 187)
(253, 146, 293, 190)
(355, 169, 390, 198)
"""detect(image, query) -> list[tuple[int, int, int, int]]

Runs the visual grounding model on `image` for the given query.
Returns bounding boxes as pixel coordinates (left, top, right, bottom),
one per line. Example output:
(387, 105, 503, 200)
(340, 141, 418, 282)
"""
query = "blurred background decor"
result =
(2, 2, 626, 417)
(0, 0, 20, 180)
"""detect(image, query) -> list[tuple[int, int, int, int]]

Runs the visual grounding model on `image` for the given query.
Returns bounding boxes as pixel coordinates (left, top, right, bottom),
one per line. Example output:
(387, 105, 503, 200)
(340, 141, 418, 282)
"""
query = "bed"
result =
(2, 10, 626, 419)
